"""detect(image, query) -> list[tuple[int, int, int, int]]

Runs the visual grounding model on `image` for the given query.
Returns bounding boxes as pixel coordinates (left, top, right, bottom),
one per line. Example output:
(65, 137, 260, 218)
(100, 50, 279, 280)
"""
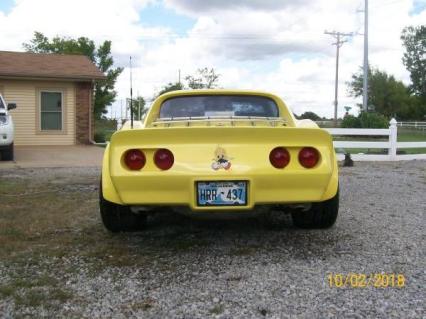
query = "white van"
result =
(0, 94, 16, 161)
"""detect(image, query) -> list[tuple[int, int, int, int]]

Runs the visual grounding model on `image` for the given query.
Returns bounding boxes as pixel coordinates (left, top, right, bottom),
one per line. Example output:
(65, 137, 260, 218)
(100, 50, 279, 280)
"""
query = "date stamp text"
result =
(327, 273, 405, 288)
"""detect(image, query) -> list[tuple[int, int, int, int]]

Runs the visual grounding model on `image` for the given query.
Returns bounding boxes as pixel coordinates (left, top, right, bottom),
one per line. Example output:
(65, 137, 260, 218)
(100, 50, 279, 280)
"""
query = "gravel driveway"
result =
(0, 161, 425, 318)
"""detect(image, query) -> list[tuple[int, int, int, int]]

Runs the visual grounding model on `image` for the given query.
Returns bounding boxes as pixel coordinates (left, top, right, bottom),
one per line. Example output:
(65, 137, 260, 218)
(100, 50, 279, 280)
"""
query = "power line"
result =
(119, 32, 326, 41)
(370, 0, 404, 8)
(324, 30, 354, 125)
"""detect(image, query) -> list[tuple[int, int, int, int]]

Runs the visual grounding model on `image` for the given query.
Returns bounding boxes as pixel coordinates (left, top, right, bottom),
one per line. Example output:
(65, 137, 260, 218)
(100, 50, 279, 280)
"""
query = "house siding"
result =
(0, 80, 76, 145)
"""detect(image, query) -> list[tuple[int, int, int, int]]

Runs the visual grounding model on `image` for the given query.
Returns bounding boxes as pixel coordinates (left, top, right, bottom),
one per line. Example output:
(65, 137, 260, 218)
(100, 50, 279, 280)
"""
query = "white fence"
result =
(397, 121, 426, 131)
(325, 119, 426, 161)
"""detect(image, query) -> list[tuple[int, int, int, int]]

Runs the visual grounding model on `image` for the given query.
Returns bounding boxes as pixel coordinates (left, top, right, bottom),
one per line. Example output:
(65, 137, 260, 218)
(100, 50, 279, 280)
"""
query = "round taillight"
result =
(154, 149, 174, 170)
(269, 147, 290, 169)
(124, 149, 146, 170)
(298, 147, 320, 168)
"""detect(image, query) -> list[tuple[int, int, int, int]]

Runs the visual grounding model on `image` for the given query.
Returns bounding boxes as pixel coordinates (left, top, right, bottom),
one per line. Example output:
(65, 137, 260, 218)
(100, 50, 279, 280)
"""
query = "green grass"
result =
(0, 285, 15, 298)
(229, 246, 259, 256)
(209, 304, 225, 315)
(397, 128, 426, 142)
(14, 290, 46, 307)
(0, 275, 71, 308)
(0, 173, 129, 311)
(129, 298, 157, 311)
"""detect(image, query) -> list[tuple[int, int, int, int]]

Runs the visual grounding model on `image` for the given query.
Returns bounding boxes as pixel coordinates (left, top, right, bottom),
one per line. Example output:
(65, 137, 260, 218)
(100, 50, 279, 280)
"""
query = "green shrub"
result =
(359, 112, 388, 128)
(94, 118, 117, 142)
(341, 115, 361, 128)
(341, 112, 388, 128)
(94, 132, 106, 143)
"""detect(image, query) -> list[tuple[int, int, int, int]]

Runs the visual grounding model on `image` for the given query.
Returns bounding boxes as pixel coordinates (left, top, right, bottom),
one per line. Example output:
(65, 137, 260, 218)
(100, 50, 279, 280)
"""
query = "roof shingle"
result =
(0, 51, 106, 81)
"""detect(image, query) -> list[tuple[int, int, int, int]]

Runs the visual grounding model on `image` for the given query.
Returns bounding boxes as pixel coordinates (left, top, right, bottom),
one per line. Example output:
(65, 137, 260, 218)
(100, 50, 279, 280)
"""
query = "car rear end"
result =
(104, 124, 338, 212)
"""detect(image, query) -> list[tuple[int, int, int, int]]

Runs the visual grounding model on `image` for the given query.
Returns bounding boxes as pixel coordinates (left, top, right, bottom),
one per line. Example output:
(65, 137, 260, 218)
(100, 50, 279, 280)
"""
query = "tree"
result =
(185, 68, 220, 89)
(401, 25, 426, 98)
(298, 111, 322, 121)
(23, 31, 123, 119)
(157, 82, 184, 96)
(129, 96, 147, 120)
(347, 67, 414, 118)
(156, 68, 221, 97)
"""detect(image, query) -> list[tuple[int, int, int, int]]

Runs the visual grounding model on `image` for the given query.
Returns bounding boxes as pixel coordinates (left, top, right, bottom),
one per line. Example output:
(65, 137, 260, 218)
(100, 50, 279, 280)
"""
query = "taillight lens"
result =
(154, 149, 174, 170)
(124, 149, 146, 170)
(298, 147, 320, 168)
(269, 147, 290, 168)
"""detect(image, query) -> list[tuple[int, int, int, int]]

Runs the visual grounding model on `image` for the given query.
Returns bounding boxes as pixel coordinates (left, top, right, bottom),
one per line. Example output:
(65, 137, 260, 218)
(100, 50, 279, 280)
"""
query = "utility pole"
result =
(137, 90, 141, 121)
(325, 30, 353, 126)
(362, 0, 369, 112)
(130, 56, 133, 129)
(125, 100, 128, 120)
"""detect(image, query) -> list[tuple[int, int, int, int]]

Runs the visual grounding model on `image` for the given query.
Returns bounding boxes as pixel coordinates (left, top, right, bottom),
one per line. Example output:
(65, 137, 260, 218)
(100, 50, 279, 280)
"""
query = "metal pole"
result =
(130, 56, 133, 129)
(125, 100, 128, 120)
(363, 0, 369, 112)
(334, 34, 340, 126)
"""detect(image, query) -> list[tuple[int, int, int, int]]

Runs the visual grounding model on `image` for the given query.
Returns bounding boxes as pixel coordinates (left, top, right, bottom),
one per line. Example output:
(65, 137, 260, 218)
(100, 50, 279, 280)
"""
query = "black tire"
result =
(292, 188, 339, 229)
(99, 180, 147, 232)
(1, 143, 14, 161)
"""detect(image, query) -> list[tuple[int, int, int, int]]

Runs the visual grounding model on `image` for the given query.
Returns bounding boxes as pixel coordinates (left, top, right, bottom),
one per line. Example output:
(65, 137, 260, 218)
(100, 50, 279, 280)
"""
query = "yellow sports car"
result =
(100, 90, 339, 232)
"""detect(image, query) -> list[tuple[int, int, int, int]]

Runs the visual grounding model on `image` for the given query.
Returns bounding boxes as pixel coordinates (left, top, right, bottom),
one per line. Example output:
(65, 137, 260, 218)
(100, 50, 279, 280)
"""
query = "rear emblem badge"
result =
(212, 146, 232, 170)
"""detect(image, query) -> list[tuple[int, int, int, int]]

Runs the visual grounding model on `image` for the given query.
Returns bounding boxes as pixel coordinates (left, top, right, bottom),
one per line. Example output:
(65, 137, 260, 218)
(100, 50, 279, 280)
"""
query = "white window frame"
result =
(39, 90, 64, 132)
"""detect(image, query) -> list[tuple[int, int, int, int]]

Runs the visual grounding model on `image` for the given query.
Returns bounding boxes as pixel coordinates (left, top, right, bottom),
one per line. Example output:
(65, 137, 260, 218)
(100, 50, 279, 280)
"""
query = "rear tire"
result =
(99, 180, 147, 232)
(1, 143, 14, 161)
(292, 188, 339, 229)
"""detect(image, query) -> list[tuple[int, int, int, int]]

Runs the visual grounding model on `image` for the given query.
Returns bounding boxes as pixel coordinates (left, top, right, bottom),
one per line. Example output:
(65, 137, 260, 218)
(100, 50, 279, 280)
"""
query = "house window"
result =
(40, 91, 63, 130)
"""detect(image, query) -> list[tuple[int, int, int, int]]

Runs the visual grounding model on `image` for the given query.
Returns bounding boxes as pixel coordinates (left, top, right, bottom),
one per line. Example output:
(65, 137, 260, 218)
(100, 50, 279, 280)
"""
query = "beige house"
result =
(0, 51, 106, 145)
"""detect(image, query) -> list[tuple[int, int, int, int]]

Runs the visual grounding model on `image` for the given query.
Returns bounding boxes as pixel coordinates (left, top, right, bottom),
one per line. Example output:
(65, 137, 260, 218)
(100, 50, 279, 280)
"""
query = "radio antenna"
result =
(130, 56, 133, 129)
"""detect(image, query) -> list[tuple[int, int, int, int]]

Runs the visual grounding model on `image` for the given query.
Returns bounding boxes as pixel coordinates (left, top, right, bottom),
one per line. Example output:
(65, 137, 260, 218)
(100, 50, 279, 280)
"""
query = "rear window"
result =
(159, 95, 279, 118)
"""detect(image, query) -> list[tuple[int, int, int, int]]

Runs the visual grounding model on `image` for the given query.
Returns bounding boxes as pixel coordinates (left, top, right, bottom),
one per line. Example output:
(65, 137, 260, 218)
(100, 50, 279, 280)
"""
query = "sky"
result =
(0, 0, 425, 118)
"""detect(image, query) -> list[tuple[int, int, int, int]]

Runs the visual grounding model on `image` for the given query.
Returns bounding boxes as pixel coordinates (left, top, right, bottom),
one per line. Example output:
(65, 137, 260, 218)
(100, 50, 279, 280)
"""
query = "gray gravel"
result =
(0, 161, 425, 318)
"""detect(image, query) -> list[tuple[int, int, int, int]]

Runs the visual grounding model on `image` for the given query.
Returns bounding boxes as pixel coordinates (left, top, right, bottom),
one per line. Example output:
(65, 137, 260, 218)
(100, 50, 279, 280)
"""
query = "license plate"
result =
(196, 181, 247, 206)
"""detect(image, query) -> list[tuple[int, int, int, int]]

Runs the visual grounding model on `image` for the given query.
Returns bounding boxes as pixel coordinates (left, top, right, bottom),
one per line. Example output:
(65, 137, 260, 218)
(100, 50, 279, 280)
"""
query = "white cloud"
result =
(2, 1, 141, 46)
(1, 0, 425, 118)
(164, 0, 311, 14)
(151, 0, 424, 117)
